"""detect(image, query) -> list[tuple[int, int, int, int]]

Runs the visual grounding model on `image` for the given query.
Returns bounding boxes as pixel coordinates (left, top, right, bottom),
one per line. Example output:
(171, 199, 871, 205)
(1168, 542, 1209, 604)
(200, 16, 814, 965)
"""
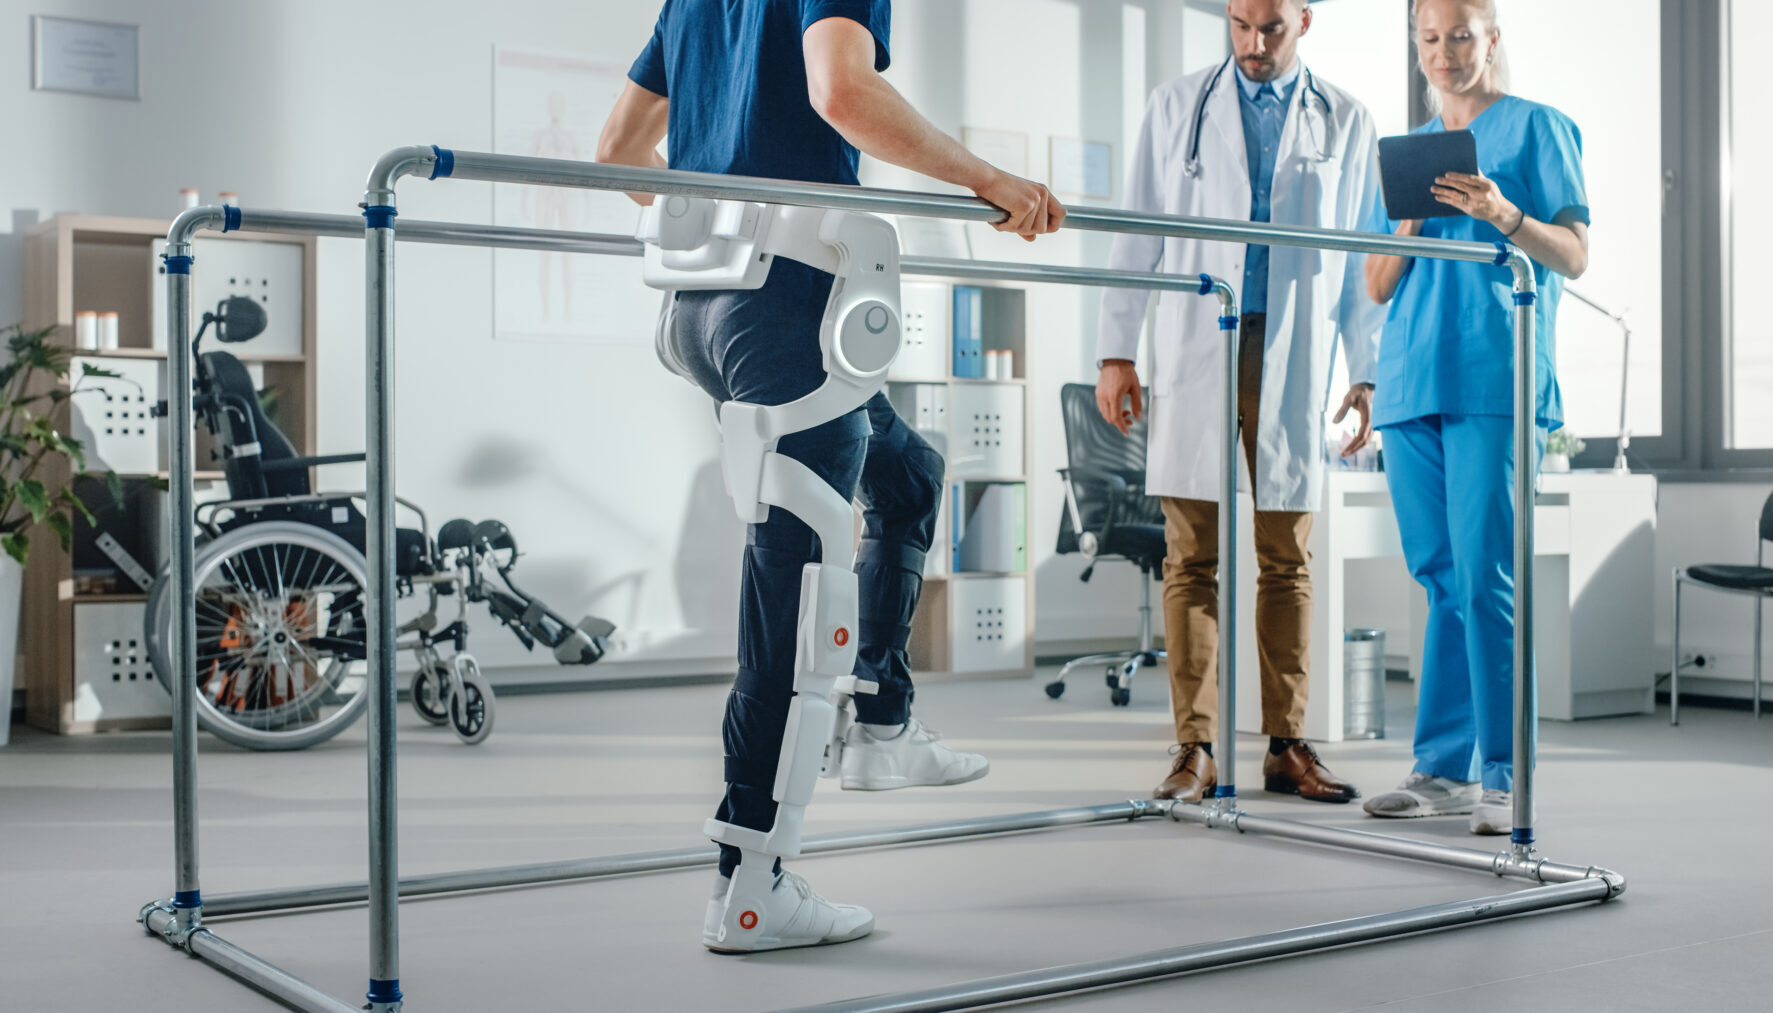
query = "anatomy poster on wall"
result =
(492, 47, 658, 344)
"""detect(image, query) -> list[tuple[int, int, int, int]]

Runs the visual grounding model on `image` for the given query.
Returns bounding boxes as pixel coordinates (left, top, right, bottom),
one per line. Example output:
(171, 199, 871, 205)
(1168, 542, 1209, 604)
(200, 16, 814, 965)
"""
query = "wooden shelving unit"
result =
(887, 277, 1035, 680)
(18, 215, 318, 734)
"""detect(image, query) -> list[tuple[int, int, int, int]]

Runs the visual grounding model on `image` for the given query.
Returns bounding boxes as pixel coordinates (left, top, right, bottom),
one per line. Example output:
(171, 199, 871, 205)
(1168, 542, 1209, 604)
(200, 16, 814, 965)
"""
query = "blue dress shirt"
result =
(1235, 61, 1298, 315)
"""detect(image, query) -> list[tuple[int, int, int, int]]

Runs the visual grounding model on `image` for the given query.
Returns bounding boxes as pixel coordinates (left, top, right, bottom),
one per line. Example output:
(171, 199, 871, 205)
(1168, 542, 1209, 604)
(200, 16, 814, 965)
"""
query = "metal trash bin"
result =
(1344, 628, 1386, 740)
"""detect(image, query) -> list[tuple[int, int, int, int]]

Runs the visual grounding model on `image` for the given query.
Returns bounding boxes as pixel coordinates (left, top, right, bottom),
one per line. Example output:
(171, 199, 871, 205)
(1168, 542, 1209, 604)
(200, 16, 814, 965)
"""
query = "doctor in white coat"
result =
(1096, 0, 1383, 805)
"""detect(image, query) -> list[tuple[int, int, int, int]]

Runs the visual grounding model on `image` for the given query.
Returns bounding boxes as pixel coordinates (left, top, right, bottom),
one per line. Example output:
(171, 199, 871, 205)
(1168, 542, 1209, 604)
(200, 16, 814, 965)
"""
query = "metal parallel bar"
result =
(363, 215, 402, 1010)
(1168, 803, 1625, 892)
(1210, 286, 1240, 798)
(146, 144, 1555, 1009)
(163, 206, 224, 939)
(141, 908, 359, 1013)
(430, 149, 1508, 265)
(230, 208, 1212, 294)
(201, 802, 1168, 917)
(784, 879, 1611, 1013)
(1513, 272, 1538, 850)
(387, 147, 1541, 840)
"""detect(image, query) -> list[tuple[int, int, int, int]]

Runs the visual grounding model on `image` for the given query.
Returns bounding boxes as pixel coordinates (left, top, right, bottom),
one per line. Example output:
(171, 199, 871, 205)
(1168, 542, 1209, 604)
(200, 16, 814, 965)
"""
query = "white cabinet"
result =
(1232, 471, 1657, 741)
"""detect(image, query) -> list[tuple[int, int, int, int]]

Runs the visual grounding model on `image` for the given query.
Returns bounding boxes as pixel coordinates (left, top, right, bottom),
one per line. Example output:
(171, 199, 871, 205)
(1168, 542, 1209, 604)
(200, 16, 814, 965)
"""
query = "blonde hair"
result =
(1412, 0, 1510, 117)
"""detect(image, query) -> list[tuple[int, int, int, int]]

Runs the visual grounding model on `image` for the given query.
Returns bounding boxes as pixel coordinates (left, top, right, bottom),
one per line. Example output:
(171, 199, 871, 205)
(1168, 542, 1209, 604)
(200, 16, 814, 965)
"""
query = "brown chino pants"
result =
(1160, 313, 1312, 743)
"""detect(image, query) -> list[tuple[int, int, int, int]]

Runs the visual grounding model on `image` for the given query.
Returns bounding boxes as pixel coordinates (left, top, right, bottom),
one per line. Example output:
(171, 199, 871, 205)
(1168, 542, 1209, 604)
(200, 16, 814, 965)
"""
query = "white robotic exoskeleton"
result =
(637, 195, 901, 947)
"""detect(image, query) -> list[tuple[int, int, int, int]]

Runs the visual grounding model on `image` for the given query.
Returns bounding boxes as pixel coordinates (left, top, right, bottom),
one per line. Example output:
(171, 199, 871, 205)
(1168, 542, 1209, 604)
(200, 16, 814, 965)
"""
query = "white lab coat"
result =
(1098, 61, 1384, 512)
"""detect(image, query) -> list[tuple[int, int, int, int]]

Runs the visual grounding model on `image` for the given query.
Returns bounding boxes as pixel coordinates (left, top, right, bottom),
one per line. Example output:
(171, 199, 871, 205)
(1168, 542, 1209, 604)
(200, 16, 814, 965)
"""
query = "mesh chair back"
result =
(1060, 383, 1147, 477)
(1057, 383, 1164, 557)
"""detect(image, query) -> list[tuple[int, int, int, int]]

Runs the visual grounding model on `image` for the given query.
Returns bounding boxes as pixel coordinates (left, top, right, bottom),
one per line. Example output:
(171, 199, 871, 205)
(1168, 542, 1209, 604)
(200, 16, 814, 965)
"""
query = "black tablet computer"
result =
(1377, 130, 1479, 220)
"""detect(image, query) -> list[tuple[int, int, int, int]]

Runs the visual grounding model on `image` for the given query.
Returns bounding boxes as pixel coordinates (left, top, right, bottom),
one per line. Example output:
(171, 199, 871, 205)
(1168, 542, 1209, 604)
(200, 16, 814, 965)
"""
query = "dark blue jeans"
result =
(673, 260, 944, 875)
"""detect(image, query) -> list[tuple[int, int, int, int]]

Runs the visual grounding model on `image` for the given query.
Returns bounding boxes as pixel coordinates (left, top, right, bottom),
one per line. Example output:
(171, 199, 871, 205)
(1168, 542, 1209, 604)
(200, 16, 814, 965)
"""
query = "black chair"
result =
(1671, 489, 1773, 724)
(1044, 383, 1167, 707)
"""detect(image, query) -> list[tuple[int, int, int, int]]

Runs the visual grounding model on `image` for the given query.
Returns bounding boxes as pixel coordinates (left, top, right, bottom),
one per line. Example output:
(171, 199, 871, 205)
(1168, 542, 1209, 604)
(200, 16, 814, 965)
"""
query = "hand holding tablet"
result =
(1377, 130, 1479, 221)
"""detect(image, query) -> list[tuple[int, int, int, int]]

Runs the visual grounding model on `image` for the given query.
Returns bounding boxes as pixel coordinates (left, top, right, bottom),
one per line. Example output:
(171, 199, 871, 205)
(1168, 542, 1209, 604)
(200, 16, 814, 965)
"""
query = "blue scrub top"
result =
(1365, 95, 1589, 430)
(629, 0, 891, 185)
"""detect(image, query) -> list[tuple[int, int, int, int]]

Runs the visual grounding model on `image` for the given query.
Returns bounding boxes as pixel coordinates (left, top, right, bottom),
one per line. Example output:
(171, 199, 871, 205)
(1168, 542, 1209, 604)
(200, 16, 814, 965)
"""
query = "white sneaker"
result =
(1362, 771, 1481, 818)
(839, 717, 990, 791)
(1470, 789, 1513, 836)
(703, 869, 874, 953)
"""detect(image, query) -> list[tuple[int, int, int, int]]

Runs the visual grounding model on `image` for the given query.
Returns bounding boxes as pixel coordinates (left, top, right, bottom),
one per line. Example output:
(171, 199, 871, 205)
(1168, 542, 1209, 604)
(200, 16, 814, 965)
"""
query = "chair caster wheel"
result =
(1044, 681, 1065, 699)
(1110, 688, 1132, 707)
(1104, 669, 1118, 688)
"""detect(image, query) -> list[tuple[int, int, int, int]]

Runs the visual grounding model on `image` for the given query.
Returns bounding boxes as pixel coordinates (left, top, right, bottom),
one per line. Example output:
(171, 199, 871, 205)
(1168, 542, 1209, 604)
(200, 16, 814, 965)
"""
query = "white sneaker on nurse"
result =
(703, 869, 874, 953)
(840, 717, 990, 791)
(1469, 789, 1513, 836)
(1362, 771, 1481, 818)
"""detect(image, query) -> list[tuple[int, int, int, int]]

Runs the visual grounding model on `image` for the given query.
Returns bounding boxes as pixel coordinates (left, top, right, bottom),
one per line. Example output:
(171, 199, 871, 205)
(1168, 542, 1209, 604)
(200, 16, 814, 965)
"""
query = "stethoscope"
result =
(1183, 57, 1335, 178)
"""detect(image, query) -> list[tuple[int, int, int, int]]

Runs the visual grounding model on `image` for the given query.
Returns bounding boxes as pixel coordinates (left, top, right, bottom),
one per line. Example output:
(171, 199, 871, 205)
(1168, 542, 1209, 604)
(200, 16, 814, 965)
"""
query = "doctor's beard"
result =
(1239, 55, 1286, 81)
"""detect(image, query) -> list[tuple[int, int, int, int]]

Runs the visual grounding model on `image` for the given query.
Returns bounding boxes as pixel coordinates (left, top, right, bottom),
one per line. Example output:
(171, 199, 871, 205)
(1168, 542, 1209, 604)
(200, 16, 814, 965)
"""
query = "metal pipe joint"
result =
(139, 901, 203, 949)
(362, 145, 439, 208)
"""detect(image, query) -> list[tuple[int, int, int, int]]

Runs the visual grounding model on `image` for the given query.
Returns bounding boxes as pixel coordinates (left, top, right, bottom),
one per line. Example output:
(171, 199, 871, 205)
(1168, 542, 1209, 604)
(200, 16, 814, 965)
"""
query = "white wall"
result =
(10, 1, 1738, 694)
(2, 0, 735, 682)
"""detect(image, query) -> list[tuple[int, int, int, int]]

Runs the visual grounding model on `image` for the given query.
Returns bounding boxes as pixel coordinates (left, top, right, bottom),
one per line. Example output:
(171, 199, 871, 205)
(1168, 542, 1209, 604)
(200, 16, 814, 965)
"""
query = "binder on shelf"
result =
(954, 482, 1027, 574)
(951, 485, 965, 572)
(952, 285, 984, 378)
(914, 384, 948, 455)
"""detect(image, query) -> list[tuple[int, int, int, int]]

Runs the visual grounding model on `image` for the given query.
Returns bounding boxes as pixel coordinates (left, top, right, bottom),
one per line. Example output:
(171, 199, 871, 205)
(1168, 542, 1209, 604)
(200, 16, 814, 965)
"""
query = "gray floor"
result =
(2, 669, 1769, 1012)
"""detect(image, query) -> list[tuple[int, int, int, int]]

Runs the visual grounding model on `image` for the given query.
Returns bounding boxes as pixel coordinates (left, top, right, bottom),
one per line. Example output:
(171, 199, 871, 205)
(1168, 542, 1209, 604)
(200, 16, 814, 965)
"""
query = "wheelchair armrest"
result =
(260, 453, 369, 473)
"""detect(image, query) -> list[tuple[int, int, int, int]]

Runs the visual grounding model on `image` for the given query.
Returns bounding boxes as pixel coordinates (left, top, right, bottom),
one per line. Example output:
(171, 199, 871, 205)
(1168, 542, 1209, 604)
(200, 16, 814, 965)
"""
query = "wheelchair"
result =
(145, 297, 615, 750)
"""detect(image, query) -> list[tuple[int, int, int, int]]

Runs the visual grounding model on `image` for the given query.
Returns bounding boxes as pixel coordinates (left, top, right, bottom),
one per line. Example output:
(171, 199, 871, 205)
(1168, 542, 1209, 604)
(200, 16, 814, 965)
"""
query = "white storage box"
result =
(890, 281, 951, 381)
(949, 576, 1026, 672)
(73, 603, 169, 723)
(69, 356, 161, 475)
(946, 383, 1023, 478)
(150, 238, 304, 356)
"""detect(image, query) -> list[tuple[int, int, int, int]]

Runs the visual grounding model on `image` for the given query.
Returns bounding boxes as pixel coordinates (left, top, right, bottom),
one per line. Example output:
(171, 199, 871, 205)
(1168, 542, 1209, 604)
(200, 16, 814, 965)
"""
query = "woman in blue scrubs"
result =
(1360, 0, 1589, 836)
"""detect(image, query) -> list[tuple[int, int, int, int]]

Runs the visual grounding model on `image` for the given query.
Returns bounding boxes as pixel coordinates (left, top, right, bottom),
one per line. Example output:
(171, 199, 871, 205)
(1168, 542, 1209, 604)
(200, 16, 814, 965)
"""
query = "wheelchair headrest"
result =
(437, 519, 477, 552)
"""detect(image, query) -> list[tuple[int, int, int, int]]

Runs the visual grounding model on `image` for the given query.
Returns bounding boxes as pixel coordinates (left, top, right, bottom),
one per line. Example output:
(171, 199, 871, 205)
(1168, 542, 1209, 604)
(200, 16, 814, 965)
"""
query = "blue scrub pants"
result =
(1382, 414, 1543, 791)
(672, 260, 943, 876)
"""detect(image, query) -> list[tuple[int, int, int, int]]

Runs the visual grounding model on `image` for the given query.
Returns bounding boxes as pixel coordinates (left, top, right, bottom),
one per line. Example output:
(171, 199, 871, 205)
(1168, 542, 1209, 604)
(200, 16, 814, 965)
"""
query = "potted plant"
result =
(1544, 429, 1586, 474)
(0, 322, 125, 744)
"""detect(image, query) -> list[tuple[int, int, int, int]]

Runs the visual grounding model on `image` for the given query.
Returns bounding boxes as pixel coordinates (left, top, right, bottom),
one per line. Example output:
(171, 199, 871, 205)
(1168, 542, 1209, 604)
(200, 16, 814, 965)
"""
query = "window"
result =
(1727, 0, 1773, 449)
(1509, 0, 1664, 443)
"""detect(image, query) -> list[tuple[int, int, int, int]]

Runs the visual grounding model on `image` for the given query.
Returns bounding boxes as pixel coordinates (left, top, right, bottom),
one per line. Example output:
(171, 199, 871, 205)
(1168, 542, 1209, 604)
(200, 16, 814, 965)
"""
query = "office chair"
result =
(1670, 489, 1773, 724)
(1045, 383, 1167, 706)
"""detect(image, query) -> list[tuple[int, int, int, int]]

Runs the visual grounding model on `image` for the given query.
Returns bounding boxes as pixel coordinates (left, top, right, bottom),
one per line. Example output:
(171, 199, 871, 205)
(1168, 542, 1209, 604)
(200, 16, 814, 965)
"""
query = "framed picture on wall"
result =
(31, 16, 139, 101)
(1047, 137, 1113, 199)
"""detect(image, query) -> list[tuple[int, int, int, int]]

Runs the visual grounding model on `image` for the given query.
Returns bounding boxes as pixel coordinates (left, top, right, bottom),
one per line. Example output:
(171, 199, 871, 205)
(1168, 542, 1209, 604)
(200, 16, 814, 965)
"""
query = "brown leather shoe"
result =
(1263, 740, 1359, 803)
(1154, 743, 1218, 802)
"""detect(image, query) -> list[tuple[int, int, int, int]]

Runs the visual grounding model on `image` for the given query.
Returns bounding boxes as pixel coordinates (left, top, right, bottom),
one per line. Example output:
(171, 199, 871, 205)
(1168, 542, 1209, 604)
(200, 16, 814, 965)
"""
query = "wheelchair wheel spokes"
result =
(162, 521, 374, 751)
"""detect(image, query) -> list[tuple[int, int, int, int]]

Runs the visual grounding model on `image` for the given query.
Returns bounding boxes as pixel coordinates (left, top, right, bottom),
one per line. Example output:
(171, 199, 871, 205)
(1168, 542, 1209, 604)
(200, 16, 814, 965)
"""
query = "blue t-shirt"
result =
(1364, 95, 1589, 430)
(628, 0, 892, 185)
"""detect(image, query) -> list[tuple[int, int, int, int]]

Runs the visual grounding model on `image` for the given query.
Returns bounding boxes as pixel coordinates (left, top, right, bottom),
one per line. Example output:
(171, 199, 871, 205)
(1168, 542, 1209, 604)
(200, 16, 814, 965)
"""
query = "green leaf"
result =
(2, 531, 26, 566)
(45, 512, 72, 551)
(104, 471, 126, 509)
(16, 480, 48, 523)
(58, 434, 86, 473)
(58, 487, 96, 527)
(77, 362, 123, 381)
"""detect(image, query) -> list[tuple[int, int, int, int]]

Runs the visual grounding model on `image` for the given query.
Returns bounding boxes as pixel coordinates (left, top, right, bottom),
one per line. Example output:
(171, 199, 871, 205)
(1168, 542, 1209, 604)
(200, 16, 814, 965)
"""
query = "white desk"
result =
(1230, 470, 1657, 741)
